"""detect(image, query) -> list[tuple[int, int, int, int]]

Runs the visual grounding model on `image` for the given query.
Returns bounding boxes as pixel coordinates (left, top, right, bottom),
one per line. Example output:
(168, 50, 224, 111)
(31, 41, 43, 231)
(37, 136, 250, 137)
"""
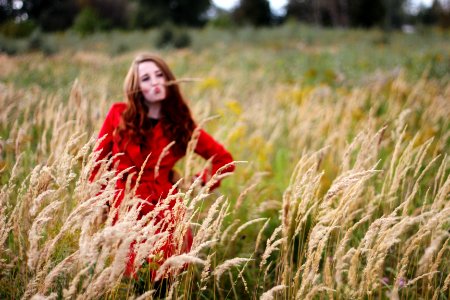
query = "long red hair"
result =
(117, 53, 196, 155)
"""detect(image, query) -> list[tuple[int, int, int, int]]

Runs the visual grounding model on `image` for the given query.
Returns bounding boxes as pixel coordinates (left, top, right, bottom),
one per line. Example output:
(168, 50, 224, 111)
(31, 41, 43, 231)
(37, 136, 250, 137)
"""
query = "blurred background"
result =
(0, 0, 449, 54)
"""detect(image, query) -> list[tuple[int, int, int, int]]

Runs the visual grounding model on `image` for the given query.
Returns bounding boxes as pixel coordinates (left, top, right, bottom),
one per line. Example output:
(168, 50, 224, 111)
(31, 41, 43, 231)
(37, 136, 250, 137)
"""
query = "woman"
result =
(90, 53, 234, 277)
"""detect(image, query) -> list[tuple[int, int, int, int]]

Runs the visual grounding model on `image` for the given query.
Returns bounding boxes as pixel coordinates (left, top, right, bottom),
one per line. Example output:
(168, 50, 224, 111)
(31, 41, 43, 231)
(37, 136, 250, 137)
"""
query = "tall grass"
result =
(1, 26, 449, 299)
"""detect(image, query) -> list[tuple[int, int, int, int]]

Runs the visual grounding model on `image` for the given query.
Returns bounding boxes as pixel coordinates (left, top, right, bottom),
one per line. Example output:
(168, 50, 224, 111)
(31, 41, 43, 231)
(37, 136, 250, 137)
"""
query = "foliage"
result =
(286, 0, 389, 27)
(0, 35, 19, 55)
(416, 0, 450, 28)
(285, 0, 315, 24)
(73, 7, 112, 36)
(173, 31, 192, 49)
(348, 0, 386, 27)
(26, 29, 57, 55)
(155, 24, 192, 49)
(132, 0, 211, 28)
(24, 0, 80, 32)
(232, 0, 273, 26)
(0, 19, 37, 38)
(83, 0, 133, 29)
(1, 0, 448, 33)
(207, 10, 236, 29)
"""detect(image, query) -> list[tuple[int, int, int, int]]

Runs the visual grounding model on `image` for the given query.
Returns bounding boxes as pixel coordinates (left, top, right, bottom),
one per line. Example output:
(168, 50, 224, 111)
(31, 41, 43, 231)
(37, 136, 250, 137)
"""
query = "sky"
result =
(212, 0, 435, 15)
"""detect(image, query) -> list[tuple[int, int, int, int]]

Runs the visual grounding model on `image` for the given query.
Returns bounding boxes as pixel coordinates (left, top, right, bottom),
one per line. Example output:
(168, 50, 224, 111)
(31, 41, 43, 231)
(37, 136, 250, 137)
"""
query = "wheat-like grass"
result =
(154, 141, 175, 179)
(220, 219, 241, 243)
(155, 254, 205, 281)
(298, 225, 339, 297)
(260, 285, 286, 300)
(200, 251, 215, 289)
(213, 257, 252, 282)
(42, 250, 80, 293)
(230, 217, 266, 241)
(260, 226, 282, 269)
(255, 218, 270, 253)
(133, 290, 155, 300)
(30, 293, 57, 300)
(427, 236, 450, 289)
(302, 285, 336, 300)
(416, 231, 449, 276)
(27, 200, 63, 269)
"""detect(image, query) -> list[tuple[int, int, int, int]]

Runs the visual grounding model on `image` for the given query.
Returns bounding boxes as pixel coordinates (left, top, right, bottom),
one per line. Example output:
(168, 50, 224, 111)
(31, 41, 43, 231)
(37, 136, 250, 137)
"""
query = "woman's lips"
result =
(154, 86, 161, 94)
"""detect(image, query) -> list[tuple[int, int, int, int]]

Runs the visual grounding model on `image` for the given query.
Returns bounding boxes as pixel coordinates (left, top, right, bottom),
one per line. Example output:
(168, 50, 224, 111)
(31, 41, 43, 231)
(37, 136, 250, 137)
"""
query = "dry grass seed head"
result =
(302, 285, 336, 300)
(260, 285, 287, 300)
(27, 200, 63, 269)
(193, 195, 226, 247)
(213, 257, 252, 282)
(231, 218, 266, 241)
(155, 254, 205, 281)
(416, 231, 449, 276)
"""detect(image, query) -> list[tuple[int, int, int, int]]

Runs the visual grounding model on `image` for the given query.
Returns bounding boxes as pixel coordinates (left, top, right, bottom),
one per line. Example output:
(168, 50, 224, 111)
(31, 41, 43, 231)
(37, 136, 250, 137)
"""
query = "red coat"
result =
(91, 102, 234, 215)
(91, 102, 234, 277)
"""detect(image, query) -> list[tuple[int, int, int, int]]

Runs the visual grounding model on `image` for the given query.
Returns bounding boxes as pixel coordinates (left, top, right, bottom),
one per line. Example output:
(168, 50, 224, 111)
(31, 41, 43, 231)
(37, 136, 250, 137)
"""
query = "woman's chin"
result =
(145, 98, 165, 105)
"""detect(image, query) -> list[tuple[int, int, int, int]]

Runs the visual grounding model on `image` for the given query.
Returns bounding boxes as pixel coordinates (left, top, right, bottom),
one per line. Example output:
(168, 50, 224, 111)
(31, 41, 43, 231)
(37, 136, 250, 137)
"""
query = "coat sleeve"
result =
(89, 104, 117, 182)
(194, 129, 235, 190)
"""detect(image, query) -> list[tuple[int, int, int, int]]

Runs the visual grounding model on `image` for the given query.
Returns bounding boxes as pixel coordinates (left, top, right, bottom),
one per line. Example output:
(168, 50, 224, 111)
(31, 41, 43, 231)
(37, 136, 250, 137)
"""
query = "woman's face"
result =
(138, 61, 167, 104)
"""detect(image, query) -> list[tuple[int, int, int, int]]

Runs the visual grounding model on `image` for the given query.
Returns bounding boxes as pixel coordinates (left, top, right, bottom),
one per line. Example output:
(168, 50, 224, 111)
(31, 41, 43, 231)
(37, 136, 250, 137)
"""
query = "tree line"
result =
(0, 0, 449, 37)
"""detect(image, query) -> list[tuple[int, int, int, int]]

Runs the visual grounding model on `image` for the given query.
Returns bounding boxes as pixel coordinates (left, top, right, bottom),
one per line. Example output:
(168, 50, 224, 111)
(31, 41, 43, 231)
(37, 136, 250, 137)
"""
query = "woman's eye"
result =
(141, 76, 149, 81)
(156, 73, 164, 78)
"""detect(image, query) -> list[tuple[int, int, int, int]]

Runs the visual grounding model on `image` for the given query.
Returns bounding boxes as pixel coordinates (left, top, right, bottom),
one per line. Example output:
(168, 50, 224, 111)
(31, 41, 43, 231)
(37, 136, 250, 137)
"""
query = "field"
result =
(1, 24, 449, 299)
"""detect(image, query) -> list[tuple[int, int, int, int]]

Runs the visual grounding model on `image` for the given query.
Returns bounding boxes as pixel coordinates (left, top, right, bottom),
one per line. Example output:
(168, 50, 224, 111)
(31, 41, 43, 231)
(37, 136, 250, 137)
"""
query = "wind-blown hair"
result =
(117, 53, 196, 155)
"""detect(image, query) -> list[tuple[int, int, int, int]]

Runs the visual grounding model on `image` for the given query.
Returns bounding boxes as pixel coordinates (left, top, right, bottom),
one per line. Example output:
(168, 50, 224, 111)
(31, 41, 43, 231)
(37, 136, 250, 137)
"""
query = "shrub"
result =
(0, 20, 37, 38)
(155, 24, 175, 48)
(0, 35, 19, 55)
(208, 13, 235, 29)
(27, 29, 43, 50)
(110, 41, 130, 56)
(173, 31, 191, 48)
(24, 29, 57, 55)
(73, 7, 112, 36)
(155, 24, 191, 49)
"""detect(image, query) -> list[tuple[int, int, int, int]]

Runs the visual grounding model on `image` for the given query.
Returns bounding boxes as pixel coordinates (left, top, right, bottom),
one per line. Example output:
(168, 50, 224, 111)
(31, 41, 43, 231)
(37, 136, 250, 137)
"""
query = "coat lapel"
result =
(121, 121, 165, 169)
(124, 139, 144, 169)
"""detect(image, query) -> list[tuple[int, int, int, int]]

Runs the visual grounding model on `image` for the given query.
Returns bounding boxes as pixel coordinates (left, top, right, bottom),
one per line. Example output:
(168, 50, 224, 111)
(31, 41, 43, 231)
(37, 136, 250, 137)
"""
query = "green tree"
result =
(347, 0, 385, 27)
(285, 0, 314, 23)
(133, 0, 211, 28)
(232, 0, 272, 26)
(0, 0, 14, 24)
(285, 0, 408, 28)
(22, 0, 79, 31)
(73, 7, 111, 35)
(83, 0, 133, 29)
(383, 0, 405, 29)
(417, 0, 450, 28)
(285, 0, 352, 27)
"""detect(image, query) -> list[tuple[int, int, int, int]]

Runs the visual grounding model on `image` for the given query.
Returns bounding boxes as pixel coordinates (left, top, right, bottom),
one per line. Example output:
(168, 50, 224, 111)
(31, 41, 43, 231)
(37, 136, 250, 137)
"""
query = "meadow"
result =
(0, 24, 449, 299)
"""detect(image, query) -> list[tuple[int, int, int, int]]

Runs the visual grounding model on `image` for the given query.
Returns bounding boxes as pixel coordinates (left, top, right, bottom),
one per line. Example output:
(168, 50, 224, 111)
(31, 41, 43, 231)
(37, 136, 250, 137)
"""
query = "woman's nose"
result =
(152, 77, 162, 85)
